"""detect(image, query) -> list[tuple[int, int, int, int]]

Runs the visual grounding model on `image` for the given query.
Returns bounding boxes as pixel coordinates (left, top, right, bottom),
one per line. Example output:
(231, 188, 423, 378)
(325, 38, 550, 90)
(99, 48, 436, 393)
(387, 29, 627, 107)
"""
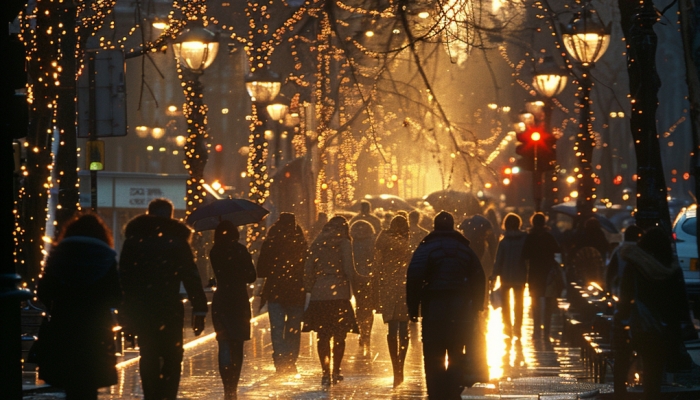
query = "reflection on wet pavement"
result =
(25, 289, 612, 399)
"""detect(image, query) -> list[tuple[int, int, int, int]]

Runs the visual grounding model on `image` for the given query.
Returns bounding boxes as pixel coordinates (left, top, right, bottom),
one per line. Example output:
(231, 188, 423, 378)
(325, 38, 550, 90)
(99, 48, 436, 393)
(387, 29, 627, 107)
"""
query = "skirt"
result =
(302, 299, 359, 335)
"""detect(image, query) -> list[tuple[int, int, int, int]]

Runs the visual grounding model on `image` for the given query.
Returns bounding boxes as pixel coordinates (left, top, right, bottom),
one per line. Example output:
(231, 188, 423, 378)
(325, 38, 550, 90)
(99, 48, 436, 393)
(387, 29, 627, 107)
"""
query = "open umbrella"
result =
(423, 190, 481, 218)
(186, 198, 269, 232)
(550, 202, 618, 233)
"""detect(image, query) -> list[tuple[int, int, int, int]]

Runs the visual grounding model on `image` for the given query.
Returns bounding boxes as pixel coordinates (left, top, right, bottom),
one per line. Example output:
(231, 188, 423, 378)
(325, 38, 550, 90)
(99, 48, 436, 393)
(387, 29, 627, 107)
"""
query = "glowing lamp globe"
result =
(532, 56, 568, 98)
(561, 8, 610, 67)
(172, 24, 220, 73)
(245, 68, 282, 103)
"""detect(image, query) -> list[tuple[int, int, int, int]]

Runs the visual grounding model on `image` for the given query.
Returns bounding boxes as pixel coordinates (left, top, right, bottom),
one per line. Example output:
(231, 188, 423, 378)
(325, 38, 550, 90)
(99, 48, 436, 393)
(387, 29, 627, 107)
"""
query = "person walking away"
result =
(459, 214, 498, 280)
(522, 212, 561, 340)
(119, 198, 208, 400)
(350, 220, 377, 354)
(491, 213, 528, 340)
(407, 211, 486, 399)
(374, 215, 412, 387)
(408, 210, 429, 251)
(570, 217, 609, 284)
(256, 212, 308, 374)
(302, 216, 360, 386)
(350, 200, 383, 234)
(613, 227, 692, 399)
(36, 212, 122, 400)
(209, 221, 257, 399)
(605, 225, 643, 298)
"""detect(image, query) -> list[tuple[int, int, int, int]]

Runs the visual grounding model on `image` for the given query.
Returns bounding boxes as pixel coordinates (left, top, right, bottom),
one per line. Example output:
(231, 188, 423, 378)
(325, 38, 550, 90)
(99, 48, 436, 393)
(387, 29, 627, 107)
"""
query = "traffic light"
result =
(515, 123, 556, 171)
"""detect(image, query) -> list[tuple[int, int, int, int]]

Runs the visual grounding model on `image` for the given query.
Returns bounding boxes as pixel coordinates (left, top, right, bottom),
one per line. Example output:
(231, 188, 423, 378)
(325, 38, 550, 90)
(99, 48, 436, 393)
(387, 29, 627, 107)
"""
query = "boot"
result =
(394, 334, 408, 387)
(220, 365, 237, 400)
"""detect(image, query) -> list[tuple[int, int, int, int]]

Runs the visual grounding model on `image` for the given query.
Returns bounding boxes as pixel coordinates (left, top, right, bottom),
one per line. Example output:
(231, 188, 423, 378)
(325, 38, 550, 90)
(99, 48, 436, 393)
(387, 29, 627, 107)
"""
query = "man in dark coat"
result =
(459, 214, 498, 280)
(256, 212, 308, 373)
(407, 211, 486, 399)
(350, 200, 383, 234)
(119, 198, 208, 400)
(522, 212, 560, 339)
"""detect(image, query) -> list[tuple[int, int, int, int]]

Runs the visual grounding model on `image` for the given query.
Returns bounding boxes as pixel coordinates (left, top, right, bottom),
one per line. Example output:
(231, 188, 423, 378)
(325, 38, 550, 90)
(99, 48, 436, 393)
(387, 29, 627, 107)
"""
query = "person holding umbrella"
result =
(209, 220, 257, 399)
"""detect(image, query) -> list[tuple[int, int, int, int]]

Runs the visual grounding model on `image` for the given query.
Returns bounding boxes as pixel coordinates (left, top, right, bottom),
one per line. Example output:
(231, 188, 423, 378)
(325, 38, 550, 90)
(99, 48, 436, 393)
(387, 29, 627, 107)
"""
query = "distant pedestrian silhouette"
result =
(37, 211, 122, 400)
(349, 220, 377, 353)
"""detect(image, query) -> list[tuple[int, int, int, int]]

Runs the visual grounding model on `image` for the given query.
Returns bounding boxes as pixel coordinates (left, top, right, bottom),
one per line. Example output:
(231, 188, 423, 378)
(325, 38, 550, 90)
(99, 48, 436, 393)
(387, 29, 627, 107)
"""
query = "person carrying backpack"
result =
(407, 211, 486, 399)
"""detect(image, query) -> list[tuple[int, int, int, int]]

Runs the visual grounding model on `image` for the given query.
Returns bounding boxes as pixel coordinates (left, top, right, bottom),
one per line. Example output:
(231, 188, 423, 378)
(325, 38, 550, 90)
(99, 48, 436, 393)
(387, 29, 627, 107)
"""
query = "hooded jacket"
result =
(37, 236, 121, 388)
(257, 213, 308, 306)
(119, 214, 208, 328)
(522, 226, 560, 297)
(492, 229, 528, 286)
(303, 224, 357, 301)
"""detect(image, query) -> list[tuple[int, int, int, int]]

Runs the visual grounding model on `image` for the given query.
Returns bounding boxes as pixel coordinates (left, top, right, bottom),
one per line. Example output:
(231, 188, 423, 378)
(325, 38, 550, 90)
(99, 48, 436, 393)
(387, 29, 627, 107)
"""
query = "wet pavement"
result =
(23, 289, 626, 399)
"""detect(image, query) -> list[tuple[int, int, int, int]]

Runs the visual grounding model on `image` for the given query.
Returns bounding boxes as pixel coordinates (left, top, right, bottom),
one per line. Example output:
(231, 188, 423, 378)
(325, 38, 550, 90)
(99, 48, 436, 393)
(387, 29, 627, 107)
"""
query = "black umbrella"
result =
(551, 202, 618, 233)
(423, 190, 481, 217)
(186, 198, 269, 232)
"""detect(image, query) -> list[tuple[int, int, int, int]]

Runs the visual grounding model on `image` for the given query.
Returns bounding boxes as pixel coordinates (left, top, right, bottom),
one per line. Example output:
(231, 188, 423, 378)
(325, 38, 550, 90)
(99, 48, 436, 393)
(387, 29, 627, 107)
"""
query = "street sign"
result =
(77, 49, 127, 137)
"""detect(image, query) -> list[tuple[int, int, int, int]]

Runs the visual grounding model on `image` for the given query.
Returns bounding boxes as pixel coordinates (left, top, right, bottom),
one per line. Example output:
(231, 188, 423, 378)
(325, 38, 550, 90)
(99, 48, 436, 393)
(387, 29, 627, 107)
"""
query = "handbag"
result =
(545, 262, 565, 298)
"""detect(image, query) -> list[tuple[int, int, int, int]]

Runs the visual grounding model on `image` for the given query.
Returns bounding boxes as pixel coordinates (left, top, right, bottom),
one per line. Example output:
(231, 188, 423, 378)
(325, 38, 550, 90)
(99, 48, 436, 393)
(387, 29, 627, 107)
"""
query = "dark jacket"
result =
(119, 215, 208, 329)
(350, 212, 383, 235)
(615, 245, 686, 338)
(37, 236, 122, 389)
(406, 230, 485, 322)
(374, 229, 411, 323)
(256, 217, 308, 306)
(210, 241, 257, 341)
(492, 230, 528, 286)
(522, 226, 560, 297)
(350, 220, 377, 309)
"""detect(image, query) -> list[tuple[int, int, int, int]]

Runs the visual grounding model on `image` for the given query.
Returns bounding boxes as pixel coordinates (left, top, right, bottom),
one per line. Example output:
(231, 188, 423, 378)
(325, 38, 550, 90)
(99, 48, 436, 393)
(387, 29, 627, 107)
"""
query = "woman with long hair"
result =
(374, 215, 412, 387)
(37, 211, 122, 399)
(303, 216, 359, 386)
(209, 220, 257, 399)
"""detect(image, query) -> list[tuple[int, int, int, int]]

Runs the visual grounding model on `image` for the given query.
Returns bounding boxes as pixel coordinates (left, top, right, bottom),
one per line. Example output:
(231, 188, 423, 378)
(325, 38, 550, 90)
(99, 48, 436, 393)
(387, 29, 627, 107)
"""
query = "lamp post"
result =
(532, 56, 568, 209)
(266, 101, 289, 169)
(561, 4, 610, 219)
(245, 67, 281, 205)
(172, 23, 219, 215)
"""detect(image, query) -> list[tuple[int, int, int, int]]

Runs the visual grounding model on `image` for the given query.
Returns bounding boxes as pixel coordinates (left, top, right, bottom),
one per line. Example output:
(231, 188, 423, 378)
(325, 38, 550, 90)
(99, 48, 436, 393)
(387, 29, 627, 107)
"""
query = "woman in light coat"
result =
(303, 216, 359, 386)
(374, 215, 412, 387)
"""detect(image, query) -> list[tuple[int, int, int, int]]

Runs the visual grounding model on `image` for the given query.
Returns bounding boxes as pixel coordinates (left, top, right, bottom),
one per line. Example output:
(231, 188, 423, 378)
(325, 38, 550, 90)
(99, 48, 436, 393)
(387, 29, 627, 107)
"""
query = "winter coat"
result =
(350, 220, 377, 309)
(374, 229, 411, 323)
(37, 236, 122, 389)
(407, 230, 485, 322)
(522, 226, 561, 297)
(492, 230, 528, 286)
(257, 217, 308, 306)
(119, 214, 208, 330)
(605, 241, 636, 297)
(210, 241, 257, 341)
(303, 227, 357, 302)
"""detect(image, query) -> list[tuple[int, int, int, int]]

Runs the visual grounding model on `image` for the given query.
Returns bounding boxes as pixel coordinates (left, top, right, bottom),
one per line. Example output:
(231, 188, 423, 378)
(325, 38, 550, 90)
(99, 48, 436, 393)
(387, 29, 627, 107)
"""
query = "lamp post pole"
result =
(562, 4, 610, 221)
(172, 23, 219, 215)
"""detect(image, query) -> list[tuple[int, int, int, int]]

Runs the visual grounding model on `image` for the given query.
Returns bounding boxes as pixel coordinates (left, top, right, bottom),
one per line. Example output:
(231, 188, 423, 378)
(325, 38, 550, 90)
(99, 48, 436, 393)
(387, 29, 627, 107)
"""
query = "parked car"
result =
(672, 204, 700, 318)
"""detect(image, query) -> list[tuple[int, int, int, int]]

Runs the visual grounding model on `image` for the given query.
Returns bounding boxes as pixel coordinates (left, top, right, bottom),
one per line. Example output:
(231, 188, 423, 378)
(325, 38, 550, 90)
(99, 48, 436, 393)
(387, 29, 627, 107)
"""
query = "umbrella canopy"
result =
(423, 190, 481, 218)
(186, 198, 269, 232)
(350, 194, 415, 212)
(550, 202, 618, 233)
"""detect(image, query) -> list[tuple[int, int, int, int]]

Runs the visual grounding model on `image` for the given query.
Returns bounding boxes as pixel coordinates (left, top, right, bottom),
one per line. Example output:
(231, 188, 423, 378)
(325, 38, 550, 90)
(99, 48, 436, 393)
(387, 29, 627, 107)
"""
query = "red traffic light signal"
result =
(515, 124, 556, 171)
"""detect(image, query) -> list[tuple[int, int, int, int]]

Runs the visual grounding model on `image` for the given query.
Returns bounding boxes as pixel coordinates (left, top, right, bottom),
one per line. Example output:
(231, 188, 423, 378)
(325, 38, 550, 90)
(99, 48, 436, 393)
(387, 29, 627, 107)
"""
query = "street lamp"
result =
(173, 24, 220, 73)
(172, 22, 219, 214)
(532, 56, 568, 209)
(561, 4, 610, 218)
(245, 67, 282, 204)
(266, 101, 288, 169)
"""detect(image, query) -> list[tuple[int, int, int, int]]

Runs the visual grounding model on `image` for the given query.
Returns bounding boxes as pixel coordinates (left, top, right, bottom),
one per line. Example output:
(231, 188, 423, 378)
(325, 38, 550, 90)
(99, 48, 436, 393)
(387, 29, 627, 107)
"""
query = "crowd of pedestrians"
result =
(30, 197, 697, 399)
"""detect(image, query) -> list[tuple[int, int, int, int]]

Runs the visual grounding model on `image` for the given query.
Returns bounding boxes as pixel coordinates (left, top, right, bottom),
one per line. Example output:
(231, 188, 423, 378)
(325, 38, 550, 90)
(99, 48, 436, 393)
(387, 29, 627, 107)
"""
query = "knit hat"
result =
(433, 211, 454, 231)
